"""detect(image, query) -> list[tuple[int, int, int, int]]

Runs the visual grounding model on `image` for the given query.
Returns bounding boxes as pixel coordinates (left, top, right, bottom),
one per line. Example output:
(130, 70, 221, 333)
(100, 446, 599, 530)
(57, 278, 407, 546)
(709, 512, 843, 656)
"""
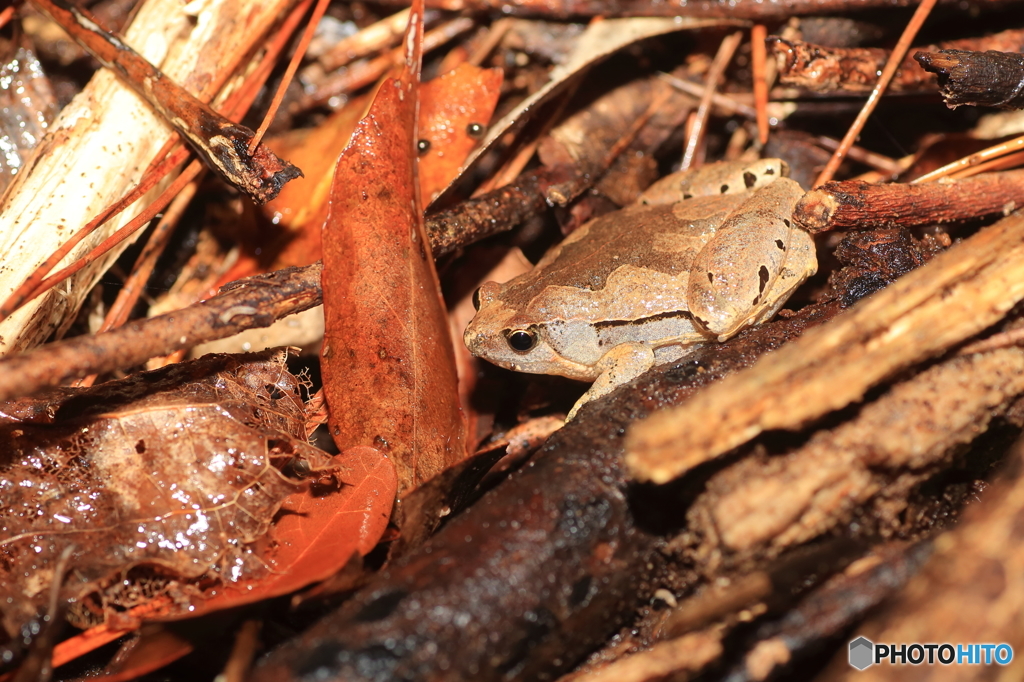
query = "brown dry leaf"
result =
(191, 445, 396, 616)
(0, 349, 391, 639)
(418, 62, 503, 202)
(320, 0, 467, 495)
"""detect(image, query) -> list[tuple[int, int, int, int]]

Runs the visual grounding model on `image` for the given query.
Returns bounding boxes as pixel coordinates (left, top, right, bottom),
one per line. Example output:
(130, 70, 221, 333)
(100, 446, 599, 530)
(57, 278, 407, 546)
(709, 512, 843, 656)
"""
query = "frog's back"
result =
(498, 194, 747, 324)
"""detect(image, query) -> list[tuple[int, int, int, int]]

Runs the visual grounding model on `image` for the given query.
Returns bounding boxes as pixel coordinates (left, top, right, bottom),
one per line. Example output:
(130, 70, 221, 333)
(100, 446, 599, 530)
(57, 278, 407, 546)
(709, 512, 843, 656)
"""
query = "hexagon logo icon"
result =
(849, 637, 874, 670)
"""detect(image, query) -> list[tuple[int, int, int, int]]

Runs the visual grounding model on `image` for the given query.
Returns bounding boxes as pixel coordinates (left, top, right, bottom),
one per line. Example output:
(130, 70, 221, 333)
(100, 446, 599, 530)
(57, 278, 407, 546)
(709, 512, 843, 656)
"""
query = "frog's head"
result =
(464, 282, 595, 381)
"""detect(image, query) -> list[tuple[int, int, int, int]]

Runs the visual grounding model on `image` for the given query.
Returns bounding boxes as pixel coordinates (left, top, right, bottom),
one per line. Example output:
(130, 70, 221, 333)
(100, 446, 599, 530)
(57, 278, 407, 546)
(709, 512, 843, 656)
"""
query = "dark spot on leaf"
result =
(743, 171, 757, 188)
(466, 122, 485, 138)
(417, 139, 431, 155)
(135, 440, 145, 454)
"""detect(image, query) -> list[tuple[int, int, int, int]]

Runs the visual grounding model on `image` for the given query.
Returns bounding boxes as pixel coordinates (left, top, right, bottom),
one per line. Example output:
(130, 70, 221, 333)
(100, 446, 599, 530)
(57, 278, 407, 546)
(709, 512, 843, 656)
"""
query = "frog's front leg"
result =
(567, 343, 655, 421)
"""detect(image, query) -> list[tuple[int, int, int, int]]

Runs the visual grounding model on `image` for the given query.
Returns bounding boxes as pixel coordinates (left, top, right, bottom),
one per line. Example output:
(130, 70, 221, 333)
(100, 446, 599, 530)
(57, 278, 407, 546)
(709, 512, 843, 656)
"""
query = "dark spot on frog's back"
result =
(776, 239, 785, 250)
(758, 265, 770, 293)
(720, 184, 729, 193)
(743, 171, 757, 188)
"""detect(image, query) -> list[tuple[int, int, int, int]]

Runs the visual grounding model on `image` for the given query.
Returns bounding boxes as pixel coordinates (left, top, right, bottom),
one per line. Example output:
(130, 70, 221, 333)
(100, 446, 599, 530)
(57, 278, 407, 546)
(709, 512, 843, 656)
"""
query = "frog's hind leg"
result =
(566, 343, 655, 421)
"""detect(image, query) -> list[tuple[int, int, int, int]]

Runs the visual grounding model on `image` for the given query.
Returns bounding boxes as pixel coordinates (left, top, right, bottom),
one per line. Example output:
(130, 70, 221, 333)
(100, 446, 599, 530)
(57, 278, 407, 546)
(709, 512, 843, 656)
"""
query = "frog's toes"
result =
(566, 344, 655, 421)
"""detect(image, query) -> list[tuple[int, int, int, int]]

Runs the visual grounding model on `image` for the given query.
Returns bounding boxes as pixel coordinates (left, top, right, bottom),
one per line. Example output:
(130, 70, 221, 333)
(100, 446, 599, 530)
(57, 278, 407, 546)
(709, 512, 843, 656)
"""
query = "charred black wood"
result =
(915, 49, 1024, 109)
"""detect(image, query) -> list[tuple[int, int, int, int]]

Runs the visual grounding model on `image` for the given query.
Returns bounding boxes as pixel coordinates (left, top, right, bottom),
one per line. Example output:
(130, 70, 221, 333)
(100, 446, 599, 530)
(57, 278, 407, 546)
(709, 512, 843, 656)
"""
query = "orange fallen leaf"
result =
(418, 62, 503, 202)
(211, 65, 500, 293)
(187, 445, 396, 615)
(320, 0, 467, 495)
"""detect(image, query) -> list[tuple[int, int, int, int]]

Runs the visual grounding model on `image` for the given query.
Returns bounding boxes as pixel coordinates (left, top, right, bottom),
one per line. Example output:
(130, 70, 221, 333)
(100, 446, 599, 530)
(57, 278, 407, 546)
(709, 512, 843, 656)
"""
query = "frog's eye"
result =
(472, 287, 482, 311)
(506, 329, 536, 352)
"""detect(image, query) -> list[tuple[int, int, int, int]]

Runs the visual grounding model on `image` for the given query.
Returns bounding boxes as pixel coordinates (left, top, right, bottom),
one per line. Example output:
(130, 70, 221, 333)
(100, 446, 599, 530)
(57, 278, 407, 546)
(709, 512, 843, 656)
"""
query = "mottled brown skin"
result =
(464, 161, 815, 416)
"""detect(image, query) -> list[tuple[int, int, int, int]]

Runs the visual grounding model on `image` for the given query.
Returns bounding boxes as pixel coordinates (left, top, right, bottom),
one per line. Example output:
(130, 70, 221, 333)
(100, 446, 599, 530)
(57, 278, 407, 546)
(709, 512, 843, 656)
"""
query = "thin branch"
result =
(0, 264, 323, 402)
(814, 0, 937, 186)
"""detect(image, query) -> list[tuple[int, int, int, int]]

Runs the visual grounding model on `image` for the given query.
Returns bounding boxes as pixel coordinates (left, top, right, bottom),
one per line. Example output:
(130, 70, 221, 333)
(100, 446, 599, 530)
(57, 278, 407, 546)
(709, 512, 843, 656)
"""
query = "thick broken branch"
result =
(793, 170, 1024, 233)
(32, 0, 301, 204)
(413, 0, 1010, 20)
(828, 437, 1024, 682)
(771, 28, 1024, 94)
(690, 346, 1024, 556)
(915, 49, 1024, 109)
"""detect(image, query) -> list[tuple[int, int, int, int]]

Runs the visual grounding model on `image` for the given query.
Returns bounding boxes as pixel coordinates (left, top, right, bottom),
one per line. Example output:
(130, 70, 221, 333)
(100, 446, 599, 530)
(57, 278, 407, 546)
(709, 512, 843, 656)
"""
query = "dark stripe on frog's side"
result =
(592, 310, 704, 349)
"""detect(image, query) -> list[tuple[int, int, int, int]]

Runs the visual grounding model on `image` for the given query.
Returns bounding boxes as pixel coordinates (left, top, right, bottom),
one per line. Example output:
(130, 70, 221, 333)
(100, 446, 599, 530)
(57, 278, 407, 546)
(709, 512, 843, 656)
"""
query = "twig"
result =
(72, 178, 203, 389)
(0, 5, 16, 31)
(292, 17, 475, 113)
(793, 169, 1024, 233)
(682, 30, 743, 170)
(248, 0, 329, 153)
(0, 264, 323, 402)
(751, 24, 770, 145)
(814, 0, 937, 186)
(911, 133, 1024, 183)
(660, 72, 757, 118)
(427, 166, 577, 257)
(31, 0, 301, 203)
(317, 8, 413, 72)
(814, 135, 903, 175)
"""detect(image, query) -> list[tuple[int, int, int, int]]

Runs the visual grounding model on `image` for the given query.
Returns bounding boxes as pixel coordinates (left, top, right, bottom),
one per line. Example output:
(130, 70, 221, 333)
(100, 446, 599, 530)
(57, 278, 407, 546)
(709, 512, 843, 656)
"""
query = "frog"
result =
(463, 159, 816, 419)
